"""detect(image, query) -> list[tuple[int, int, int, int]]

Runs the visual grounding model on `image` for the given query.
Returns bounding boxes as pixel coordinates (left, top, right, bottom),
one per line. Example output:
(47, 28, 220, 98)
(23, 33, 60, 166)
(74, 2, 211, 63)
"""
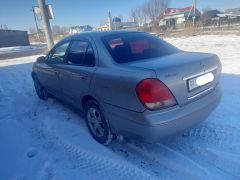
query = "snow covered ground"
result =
(0, 44, 46, 60)
(0, 44, 45, 54)
(0, 35, 240, 180)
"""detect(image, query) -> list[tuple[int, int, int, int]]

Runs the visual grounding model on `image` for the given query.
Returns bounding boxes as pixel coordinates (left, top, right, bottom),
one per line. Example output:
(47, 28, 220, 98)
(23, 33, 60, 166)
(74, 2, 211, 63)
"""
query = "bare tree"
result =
(60, 26, 69, 35)
(52, 25, 61, 35)
(29, 27, 37, 34)
(130, 8, 143, 25)
(4, 24, 8, 30)
(136, 6, 147, 26)
(52, 25, 69, 35)
(130, 0, 169, 29)
(130, 9, 138, 23)
(130, 5, 149, 26)
(142, 3, 149, 25)
(145, 0, 168, 21)
(202, 7, 212, 13)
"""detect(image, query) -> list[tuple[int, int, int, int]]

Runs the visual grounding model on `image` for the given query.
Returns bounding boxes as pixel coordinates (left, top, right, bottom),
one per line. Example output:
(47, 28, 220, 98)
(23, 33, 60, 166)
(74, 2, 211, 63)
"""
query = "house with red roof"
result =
(159, 6, 201, 29)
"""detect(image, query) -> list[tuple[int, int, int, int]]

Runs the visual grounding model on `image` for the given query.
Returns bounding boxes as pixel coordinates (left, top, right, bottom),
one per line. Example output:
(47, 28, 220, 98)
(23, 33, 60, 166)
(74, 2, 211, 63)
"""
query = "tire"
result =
(32, 75, 49, 100)
(84, 100, 113, 145)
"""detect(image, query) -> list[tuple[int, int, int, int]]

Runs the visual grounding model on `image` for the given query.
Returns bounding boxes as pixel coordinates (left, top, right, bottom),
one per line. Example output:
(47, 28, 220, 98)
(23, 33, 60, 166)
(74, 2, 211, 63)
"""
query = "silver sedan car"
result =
(32, 31, 222, 145)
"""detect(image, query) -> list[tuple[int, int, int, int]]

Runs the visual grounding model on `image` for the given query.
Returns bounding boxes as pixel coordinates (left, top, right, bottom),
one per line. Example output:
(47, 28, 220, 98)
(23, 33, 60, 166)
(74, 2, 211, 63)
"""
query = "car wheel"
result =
(33, 75, 48, 100)
(84, 100, 113, 145)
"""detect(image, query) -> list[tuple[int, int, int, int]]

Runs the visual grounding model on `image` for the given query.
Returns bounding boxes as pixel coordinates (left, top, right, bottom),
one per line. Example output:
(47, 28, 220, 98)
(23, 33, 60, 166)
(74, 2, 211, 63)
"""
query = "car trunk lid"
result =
(126, 51, 221, 106)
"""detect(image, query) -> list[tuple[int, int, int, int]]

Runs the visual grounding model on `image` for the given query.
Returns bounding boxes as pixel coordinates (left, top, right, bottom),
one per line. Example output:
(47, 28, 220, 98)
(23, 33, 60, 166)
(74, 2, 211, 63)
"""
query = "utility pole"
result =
(32, 6, 41, 42)
(108, 11, 112, 31)
(193, 0, 196, 26)
(38, 0, 54, 50)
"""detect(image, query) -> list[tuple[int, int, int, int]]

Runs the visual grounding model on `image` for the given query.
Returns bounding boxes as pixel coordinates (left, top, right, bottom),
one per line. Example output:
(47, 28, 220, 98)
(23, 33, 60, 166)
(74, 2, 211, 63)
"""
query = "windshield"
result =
(102, 32, 179, 63)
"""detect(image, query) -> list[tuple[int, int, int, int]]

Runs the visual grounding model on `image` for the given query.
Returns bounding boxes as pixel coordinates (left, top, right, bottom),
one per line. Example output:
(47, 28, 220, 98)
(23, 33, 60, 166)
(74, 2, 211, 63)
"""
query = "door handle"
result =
(46, 69, 58, 75)
(51, 70, 58, 75)
(80, 73, 88, 80)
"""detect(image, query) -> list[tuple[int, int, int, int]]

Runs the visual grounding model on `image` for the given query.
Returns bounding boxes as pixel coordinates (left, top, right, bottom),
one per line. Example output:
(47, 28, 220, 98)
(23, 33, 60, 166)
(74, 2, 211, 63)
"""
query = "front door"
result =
(36, 40, 70, 94)
(58, 38, 97, 105)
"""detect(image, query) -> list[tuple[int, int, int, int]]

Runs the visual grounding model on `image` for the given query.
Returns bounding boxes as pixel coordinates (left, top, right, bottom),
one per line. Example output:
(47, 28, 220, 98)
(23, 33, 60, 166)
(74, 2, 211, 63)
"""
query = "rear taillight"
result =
(136, 79, 177, 110)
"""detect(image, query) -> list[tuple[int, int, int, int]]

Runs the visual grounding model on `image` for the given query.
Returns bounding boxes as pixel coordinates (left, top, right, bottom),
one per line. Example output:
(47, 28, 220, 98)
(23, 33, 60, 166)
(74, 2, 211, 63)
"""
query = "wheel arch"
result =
(82, 94, 114, 144)
(81, 95, 98, 110)
(31, 71, 37, 78)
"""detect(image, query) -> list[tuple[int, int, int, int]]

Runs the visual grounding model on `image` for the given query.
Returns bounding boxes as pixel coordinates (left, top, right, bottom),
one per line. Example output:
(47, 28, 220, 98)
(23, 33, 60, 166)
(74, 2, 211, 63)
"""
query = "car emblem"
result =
(200, 61, 206, 71)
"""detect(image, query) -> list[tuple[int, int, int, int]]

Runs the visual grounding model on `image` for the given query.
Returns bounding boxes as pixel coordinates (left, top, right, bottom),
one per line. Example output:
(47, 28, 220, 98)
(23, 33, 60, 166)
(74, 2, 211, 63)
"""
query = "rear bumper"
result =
(102, 84, 222, 142)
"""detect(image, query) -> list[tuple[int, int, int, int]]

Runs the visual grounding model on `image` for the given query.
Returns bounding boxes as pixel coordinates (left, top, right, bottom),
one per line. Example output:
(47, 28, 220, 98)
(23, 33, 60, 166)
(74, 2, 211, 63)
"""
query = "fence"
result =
(0, 30, 30, 48)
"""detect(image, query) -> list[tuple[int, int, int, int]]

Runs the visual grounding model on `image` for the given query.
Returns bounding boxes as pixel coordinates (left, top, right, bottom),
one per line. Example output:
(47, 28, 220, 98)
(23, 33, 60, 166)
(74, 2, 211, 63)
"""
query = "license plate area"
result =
(188, 72, 214, 91)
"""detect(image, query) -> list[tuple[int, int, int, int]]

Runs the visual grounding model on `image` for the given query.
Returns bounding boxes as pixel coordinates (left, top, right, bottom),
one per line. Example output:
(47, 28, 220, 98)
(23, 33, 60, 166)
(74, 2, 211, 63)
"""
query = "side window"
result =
(48, 41, 70, 64)
(66, 40, 95, 66)
(84, 44, 95, 66)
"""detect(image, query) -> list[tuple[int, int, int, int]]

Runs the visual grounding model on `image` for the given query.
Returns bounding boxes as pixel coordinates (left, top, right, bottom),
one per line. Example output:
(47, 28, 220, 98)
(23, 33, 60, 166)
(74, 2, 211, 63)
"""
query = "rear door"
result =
(36, 40, 70, 94)
(58, 37, 97, 103)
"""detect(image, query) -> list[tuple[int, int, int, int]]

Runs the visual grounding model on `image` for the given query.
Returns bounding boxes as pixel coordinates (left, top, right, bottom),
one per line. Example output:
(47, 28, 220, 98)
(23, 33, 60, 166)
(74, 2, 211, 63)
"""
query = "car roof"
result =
(55, 30, 147, 47)
(70, 30, 144, 39)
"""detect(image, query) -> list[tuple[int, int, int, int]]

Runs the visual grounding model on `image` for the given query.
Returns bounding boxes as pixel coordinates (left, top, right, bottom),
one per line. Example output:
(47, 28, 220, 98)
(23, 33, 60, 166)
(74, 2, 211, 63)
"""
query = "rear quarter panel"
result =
(88, 34, 156, 113)
(90, 66, 156, 112)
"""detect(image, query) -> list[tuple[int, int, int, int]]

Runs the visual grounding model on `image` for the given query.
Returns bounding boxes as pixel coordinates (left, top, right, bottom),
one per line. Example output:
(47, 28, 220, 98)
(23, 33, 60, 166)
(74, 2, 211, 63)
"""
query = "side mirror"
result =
(36, 56, 46, 63)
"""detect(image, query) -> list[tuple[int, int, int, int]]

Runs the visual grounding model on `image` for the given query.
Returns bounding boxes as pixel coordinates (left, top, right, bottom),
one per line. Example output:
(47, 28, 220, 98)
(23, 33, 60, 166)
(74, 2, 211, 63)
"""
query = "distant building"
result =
(208, 13, 229, 27)
(0, 30, 29, 48)
(111, 17, 138, 30)
(224, 8, 240, 23)
(225, 8, 240, 16)
(201, 10, 222, 25)
(208, 8, 240, 26)
(94, 25, 109, 32)
(69, 25, 93, 34)
(95, 13, 138, 31)
(112, 17, 121, 23)
(159, 6, 201, 29)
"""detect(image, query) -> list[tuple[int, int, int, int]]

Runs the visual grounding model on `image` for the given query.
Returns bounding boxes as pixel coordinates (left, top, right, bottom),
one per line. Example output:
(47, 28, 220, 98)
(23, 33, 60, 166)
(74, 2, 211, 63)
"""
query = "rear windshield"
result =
(102, 32, 179, 63)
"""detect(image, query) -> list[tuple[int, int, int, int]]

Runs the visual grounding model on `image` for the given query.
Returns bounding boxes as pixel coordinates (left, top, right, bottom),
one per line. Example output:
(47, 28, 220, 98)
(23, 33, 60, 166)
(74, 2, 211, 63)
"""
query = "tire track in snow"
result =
(158, 122, 240, 179)
(197, 147, 240, 179)
(111, 120, 240, 180)
(11, 93, 240, 180)
(37, 162, 61, 180)
(30, 126, 155, 180)
(9, 88, 154, 180)
(23, 102, 156, 180)
(110, 142, 174, 179)
(183, 122, 240, 151)
(156, 143, 211, 177)
(123, 142, 210, 180)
